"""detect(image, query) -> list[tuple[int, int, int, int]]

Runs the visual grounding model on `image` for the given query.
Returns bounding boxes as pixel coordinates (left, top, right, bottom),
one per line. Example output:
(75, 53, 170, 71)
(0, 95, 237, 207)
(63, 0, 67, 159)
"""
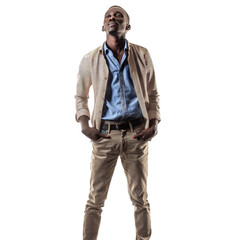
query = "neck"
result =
(106, 35, 126, 53)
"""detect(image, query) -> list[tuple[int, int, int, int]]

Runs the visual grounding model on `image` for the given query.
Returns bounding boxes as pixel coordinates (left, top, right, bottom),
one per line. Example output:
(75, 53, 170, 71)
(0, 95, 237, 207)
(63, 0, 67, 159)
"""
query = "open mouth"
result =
(108, 23, 117, 26)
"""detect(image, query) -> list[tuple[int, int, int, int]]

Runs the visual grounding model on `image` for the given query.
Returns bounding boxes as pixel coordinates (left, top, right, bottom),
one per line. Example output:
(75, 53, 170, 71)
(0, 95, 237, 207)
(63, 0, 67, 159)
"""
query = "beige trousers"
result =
(83, 122, 151, 240)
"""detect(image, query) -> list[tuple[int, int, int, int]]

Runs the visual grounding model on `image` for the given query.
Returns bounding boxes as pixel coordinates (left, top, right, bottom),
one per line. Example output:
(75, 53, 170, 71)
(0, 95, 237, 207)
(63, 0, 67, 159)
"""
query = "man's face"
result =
(103, 7, 129, 36)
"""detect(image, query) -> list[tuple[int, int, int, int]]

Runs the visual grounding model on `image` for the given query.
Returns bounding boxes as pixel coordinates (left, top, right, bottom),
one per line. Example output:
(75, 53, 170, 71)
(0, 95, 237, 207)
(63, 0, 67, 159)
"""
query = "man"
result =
(75, 5, 160, 240)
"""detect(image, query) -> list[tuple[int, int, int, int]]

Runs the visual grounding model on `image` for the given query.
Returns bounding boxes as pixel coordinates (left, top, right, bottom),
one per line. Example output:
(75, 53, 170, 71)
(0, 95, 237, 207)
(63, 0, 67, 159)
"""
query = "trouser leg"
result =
(83, 139, 119, 240)
(120, 128, 151, 240)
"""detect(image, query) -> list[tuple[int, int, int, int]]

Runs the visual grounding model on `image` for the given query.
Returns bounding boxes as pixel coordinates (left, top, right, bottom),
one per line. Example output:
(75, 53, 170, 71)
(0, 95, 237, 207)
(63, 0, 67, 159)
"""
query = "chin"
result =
(109, 30, 118, 36)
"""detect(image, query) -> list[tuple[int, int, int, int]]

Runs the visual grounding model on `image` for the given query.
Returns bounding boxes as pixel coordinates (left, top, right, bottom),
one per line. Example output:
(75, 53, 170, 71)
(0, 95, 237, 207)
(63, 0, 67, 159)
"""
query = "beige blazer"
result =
(75, 41, 160, 130)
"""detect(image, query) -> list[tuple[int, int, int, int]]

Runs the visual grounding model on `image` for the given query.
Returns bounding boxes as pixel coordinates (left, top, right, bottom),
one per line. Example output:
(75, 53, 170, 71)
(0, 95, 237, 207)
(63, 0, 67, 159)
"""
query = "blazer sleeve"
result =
(74, 55, 92, 122)
(145, 50, 161, 122)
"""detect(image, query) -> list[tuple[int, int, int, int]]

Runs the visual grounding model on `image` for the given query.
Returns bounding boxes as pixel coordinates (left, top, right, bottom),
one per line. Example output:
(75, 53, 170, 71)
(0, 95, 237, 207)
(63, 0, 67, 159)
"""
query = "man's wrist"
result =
(149, 119, 158, 138)
(149, 118, 158, 128)
(79, 115, 90, 132)
(81, 125, 90, 133)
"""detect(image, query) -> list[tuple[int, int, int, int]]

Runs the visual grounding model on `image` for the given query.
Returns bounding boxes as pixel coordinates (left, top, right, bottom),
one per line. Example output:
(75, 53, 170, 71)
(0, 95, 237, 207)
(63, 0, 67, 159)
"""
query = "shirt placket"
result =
(110, 53, 128, 116)
(119, 53, 127, 116)
(119, 70, 127, 113)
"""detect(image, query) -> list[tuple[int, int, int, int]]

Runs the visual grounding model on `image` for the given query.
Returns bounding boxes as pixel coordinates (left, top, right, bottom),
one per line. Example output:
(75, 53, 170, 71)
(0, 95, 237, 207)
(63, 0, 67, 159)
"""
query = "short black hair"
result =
(106, 5, 130, 23)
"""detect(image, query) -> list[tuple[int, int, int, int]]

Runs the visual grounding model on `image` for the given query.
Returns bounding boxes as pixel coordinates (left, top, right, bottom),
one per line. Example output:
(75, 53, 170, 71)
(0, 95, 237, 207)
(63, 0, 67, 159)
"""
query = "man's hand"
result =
(133, 118, 158, 141)
(82, 126, 110, 141)
(133, 126, 156, 141)
(79, 115, 110, 141)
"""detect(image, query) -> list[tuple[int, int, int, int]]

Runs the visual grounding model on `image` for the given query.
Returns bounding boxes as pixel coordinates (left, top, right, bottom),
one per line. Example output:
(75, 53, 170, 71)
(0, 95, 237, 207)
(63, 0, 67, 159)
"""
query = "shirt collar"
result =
(103, 40, 128, 55)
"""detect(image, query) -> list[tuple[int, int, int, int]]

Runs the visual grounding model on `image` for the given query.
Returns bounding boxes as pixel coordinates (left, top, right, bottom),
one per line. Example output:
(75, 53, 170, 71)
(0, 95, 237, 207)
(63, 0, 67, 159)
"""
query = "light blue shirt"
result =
(101, 41, 143, 121)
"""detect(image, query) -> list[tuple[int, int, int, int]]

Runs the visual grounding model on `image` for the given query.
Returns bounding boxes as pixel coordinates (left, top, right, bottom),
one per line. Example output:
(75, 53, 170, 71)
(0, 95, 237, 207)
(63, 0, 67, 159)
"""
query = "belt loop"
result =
(129, 121, 133, 132)
(107, 122, 111, 134)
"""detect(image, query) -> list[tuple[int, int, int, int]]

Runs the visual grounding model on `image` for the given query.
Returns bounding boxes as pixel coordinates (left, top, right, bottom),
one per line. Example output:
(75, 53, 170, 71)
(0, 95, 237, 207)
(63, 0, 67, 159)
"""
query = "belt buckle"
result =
(116, 123, 120, 130)
(116, 122, 129, 130)
(116, 122, 126, 130)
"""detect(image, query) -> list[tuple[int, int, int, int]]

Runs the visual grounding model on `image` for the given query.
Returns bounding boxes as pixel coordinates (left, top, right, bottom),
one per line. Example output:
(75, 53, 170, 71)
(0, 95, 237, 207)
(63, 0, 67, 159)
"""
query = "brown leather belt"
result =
(101, 118, 144, 131)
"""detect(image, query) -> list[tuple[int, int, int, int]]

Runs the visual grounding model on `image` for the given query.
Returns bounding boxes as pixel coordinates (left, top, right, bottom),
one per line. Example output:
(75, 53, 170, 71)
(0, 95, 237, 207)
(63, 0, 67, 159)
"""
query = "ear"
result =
(126, 24, 131, 30)
(102, 26, 105, 32)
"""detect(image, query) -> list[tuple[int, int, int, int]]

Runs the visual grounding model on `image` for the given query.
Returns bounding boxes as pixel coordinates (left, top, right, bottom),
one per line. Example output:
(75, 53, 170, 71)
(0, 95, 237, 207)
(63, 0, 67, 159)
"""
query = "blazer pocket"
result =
(92, 137, 104, 143)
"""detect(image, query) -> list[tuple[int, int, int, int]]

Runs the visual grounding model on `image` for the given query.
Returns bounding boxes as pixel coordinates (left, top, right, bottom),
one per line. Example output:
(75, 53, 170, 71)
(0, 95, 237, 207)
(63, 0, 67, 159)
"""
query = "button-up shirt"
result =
(75, 40, 160, 131)
(102, 41, 143, 121)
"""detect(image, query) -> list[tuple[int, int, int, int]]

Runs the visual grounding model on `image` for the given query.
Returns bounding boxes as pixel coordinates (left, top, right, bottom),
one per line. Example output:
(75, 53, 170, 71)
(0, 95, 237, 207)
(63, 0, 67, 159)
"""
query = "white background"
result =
(0, 0, 240, 239)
